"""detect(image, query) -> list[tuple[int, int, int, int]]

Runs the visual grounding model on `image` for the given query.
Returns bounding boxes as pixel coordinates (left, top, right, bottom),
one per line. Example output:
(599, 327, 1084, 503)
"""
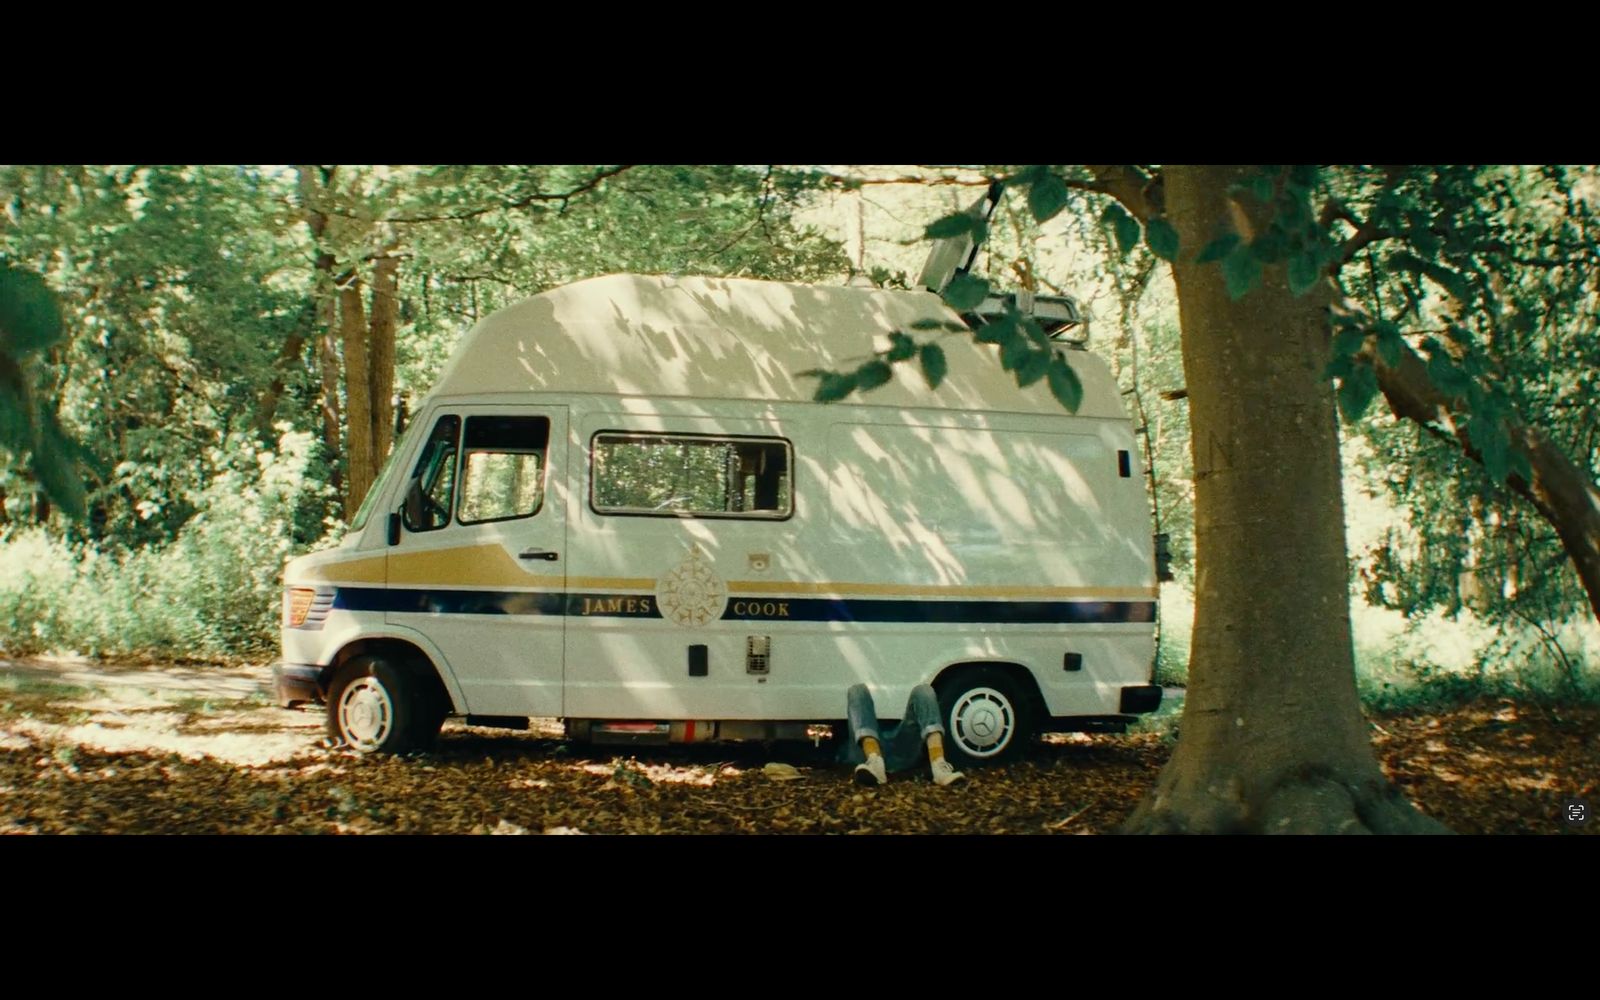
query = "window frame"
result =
(588, 430, 795, 522)
(454, 415, 552, 527)
(401, 413, 463, 534)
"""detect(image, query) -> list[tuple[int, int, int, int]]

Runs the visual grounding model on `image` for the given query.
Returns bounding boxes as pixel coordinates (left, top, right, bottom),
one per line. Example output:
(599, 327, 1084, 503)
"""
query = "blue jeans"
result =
(839, 683, 945, 774)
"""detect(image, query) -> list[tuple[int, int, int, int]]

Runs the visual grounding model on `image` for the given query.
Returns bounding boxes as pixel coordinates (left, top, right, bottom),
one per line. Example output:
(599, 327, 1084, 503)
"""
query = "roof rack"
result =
(916, 180, 1090, 348)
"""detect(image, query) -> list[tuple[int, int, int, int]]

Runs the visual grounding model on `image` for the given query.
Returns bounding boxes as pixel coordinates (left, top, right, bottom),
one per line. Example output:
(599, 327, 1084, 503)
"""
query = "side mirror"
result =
(403, 476, 425, 531)
(387, 511, 401, 546)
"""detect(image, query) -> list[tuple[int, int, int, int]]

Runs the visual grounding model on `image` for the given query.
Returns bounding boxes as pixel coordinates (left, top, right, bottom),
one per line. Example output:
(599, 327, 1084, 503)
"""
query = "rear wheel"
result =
(936, 667, 1032, 767)
(327, 655, 430, 754)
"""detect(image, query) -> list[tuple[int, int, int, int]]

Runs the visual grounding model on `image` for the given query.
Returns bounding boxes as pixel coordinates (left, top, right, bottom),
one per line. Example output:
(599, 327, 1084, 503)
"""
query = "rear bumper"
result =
(272, 661, 326, 707)
(1119, 684, 1163, 714)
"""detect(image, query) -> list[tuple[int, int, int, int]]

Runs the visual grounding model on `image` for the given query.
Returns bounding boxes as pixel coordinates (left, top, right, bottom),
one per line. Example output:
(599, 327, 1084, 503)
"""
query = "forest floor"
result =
(0, 657, 1594, 835)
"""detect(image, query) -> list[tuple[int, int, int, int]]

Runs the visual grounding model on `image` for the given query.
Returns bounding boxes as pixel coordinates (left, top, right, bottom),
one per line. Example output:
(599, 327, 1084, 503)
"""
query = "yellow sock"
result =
(861, 736, 881, 758)
(927, 733, 945, 763)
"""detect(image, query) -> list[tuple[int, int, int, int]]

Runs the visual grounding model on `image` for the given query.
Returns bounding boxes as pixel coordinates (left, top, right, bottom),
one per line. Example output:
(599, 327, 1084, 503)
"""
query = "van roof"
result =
(430, 273, 1123, 419)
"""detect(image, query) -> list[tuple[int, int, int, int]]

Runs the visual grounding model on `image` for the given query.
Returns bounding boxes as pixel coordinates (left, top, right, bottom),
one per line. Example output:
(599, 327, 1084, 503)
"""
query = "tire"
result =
(936, 667, 1033, 767)
(326, 655, 428, 754)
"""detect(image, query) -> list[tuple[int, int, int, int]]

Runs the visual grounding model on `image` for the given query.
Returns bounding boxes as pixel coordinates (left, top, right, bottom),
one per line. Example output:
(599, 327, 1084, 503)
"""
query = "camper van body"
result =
(275, 273, 1161, 762)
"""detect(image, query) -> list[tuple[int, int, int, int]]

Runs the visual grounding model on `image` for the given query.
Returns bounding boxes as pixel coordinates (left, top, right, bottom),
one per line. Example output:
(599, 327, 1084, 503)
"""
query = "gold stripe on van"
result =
(296, 555, 387, 585)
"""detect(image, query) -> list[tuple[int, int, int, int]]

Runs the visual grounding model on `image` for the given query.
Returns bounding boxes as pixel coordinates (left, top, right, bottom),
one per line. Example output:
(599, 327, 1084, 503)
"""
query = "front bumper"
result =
(272, 661, 327, 707)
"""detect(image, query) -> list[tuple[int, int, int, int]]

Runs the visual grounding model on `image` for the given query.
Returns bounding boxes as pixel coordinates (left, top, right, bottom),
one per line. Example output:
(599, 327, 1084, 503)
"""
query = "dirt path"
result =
(0, 658, 1594, 834)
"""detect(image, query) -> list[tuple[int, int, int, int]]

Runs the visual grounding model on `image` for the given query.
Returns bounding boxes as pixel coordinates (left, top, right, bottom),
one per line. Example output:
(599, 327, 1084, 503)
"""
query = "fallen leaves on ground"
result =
(0, 673, 1594, 833)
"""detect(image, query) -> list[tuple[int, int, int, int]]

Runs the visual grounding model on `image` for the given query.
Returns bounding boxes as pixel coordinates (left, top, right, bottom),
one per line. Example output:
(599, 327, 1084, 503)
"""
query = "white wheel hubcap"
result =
(950, 687, 1015, 757)
(339, 678, 394, 750)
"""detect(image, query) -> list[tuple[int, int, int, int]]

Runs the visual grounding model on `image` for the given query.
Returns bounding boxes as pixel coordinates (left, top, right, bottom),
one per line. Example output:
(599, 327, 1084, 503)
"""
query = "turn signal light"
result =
(285, 588, 316, 627)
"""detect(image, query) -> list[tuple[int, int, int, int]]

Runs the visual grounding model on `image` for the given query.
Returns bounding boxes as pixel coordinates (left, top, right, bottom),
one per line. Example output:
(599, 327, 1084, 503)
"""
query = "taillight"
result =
(285, 588, 316, 627)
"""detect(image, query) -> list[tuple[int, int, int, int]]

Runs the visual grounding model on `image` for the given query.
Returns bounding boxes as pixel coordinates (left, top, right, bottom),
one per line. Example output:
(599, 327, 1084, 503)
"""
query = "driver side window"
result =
(403, 414, 460, 533)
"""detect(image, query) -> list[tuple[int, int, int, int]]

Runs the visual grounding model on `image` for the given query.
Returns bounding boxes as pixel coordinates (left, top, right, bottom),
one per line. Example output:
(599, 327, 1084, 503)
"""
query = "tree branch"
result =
(334, 165, 635, 225)
(1368, 335, 1600, 624)
(1082, 165, 1158, 221)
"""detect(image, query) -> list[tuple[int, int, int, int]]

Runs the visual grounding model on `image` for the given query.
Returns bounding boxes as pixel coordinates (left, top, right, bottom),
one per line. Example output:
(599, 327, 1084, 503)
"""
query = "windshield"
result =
(349, 419, 423, 533)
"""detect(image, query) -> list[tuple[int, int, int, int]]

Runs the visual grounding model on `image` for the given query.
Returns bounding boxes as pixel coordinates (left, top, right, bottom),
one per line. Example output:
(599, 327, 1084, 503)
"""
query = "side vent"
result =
(1118, 450, 1132, 478)
(746, 636, 770, 675)
(688, 644, 708, 677)
(1063, 652, 1084, 672)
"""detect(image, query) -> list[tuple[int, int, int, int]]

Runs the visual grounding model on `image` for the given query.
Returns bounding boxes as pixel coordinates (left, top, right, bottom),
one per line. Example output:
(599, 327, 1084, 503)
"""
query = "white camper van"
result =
(274, 272, 1162, 764)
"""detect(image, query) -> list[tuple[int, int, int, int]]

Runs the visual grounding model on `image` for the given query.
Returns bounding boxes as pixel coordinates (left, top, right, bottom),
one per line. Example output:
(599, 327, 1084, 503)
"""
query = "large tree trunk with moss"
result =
(1122, 165, 1446, 834)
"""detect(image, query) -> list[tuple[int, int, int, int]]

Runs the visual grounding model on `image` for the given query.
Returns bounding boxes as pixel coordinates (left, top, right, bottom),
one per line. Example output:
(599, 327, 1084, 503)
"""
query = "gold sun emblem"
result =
(657, 544, 727, 628)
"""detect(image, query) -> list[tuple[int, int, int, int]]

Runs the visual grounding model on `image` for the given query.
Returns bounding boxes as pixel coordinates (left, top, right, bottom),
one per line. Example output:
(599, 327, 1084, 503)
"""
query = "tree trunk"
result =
(251, 318, 307, 440)
(1373, 342, 1600, 624)
(1122, 165, 1447, 834)
(296, 166, 343, 500)
(340, 272, 373, 519)
(317, 266, 342, 501)
(368, 253, 399, 467)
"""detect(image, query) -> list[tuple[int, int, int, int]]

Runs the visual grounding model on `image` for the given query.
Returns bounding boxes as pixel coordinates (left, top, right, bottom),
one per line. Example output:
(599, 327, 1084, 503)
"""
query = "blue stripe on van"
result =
(331, 587, 1154, 625)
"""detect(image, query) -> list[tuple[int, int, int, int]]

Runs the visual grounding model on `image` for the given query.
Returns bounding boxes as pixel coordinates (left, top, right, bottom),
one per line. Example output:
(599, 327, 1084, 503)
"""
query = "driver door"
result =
(385, 405, 569, 717)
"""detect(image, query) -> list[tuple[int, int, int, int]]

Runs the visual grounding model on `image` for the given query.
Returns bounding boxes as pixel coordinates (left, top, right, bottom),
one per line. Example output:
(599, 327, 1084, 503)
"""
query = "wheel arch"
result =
(326, 635, 459, 716)
(931, 659, 1047, 723)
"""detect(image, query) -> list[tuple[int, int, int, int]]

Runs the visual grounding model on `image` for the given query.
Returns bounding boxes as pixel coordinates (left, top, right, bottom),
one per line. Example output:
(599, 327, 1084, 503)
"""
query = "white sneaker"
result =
(931, 759, 965, 787)
(854, 754, 886, 786)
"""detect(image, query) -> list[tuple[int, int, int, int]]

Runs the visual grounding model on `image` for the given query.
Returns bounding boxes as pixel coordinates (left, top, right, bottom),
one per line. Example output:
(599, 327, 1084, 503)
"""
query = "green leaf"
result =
(1508, 446, 1533, 486)
(925, 213, 977, 239)
(1010, 165, 1049, 186)
(1221, 246, 1263, 300)
(0, 371, 33, 452)
(1375, 328, 1403, 368)
(856, 360, 893, 391)
(1019, 316, 1050, 347)
(919, 343, 947, 390)
(1016, 349, 1051, 387)
(1331, 328, 1368, 360)
(1196, 234, 1241, 264)
(1145, 217, 1180, 262)
(1425, 353, 1471, 397)
(943, 273, 989, 311)
(1102, 203, 1140, 257)
(1288, 164, 1318, 191)
(1249, 227, 1288, 263)
(1028, 174, 1070, 223)
(1288, 251, 1322, 296)
(1337, 365, 1379, 423)
(1407, 211, 1441, 258)
(31, 414, 87, 521)
(974, 313, 1015, 344)
(1000, 336, 1030, 372)
(1251, 172, 1274, 201)
(1047, 356, 1083, 412)
(886, 332, 917, 363)
(813, 371, 858, 403)
(1468, 416, 1511, 485)
(0, 265, 66, 358)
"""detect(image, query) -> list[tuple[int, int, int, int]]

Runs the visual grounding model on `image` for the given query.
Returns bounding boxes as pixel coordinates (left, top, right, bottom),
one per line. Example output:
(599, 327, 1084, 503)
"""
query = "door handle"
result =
(519, 549, 560, 561)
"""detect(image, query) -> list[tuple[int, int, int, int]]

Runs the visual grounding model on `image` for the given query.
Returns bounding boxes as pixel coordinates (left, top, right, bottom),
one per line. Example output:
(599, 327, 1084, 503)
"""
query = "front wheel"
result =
(936, 667, 1032, 767)
(327, 655, 428, 754)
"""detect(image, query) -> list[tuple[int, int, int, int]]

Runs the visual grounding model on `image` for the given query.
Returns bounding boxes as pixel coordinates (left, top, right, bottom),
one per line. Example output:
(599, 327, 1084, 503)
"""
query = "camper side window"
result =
(403, 414, 461, 533)
(591, 433, 791, 519)
(457, 415, 550, 525)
